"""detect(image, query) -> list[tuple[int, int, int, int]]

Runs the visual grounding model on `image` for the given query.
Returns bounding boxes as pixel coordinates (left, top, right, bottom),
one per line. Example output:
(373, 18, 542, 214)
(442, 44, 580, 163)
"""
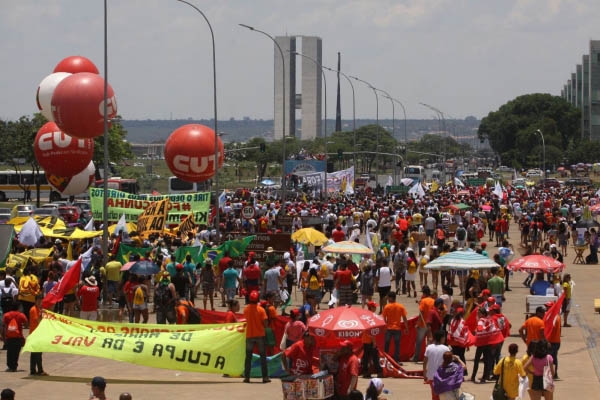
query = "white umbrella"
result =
(424, 250, 499, 271)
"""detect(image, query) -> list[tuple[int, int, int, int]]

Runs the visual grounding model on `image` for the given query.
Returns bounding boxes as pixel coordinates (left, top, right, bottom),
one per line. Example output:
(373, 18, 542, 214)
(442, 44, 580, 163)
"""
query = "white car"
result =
(526, 169, 543, 177)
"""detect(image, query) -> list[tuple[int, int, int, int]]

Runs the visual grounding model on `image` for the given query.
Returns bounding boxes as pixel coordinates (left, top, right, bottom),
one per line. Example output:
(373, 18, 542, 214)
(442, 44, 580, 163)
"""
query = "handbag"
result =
(492, 359, 508, 400)
(543, 356, 554, 391)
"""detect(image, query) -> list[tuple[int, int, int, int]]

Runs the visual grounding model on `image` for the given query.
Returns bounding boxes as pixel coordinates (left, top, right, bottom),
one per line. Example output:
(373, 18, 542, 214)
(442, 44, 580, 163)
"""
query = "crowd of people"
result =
(2, 177, 593, 399)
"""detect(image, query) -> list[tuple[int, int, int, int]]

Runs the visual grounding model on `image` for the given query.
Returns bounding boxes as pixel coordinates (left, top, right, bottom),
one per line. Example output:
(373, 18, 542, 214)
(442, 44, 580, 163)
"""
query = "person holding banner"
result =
(243, 290, 270, 384)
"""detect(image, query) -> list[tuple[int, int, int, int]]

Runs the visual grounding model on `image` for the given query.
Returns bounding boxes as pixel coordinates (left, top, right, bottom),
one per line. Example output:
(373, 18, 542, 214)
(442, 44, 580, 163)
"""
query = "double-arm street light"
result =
(350, 76, 380, 184)
(420, 102, 446, 176)
(535, 129, 546, 177)
(239, 23, 287, 204)
(177, 0, 220, 243)
(292, 51, 328, 200)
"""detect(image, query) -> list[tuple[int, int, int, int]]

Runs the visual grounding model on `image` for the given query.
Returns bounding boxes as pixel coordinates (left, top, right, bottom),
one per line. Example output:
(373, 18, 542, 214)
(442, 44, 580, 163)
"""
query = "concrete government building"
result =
(274, 36, 323, 141)
(561, 40, 600, 140)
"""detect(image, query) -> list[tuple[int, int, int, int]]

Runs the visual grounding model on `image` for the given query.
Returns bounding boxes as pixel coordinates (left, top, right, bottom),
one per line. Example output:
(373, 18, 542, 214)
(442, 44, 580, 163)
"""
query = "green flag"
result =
(116, 243, 150, 264)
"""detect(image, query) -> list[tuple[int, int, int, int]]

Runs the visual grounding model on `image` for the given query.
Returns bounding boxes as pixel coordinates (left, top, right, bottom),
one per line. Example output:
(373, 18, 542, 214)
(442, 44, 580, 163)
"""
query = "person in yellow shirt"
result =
(561, 273, 572, 327)
(494, 343, 526, 400)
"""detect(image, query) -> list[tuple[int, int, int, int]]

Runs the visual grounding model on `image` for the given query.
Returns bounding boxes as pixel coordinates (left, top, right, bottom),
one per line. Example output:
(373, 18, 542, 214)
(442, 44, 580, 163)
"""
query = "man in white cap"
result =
(78, 276, 100, 321)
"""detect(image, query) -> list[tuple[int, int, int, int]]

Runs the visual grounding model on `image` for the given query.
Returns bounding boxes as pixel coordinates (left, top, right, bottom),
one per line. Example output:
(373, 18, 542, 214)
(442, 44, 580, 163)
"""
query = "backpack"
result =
(183, 303, 201, 324)
(133, 286, 145, 305)
(6, 317, 20, 339)
(1, 287, 13, 310)
(456, 227, 466, 240)
(154, 283, 173, 307)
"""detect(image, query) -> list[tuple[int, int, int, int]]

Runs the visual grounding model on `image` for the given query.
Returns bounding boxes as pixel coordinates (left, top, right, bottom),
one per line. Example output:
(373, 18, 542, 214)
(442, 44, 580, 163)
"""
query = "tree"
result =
(92, 116, 134, 169)
(478, 94, 580, 169)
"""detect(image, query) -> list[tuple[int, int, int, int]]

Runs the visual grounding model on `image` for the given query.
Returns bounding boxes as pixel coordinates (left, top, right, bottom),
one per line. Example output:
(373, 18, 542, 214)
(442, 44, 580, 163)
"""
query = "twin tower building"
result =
(273, 36, 324, 141)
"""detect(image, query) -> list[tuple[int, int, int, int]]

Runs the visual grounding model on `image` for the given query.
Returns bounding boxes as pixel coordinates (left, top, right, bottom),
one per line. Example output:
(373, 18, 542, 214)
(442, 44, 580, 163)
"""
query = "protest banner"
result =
(89, 188, 210, 225)
(137, 198, 170, 237)
(177, 212, 196, 237)
(23, 311, 246, 375)
(327, 166, 355, 194)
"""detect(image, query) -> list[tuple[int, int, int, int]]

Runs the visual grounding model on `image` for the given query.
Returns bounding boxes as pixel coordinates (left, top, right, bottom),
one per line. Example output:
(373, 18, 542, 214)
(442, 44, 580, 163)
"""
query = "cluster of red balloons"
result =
(164, 124, 224, 183)
(34, 56, 116, 195)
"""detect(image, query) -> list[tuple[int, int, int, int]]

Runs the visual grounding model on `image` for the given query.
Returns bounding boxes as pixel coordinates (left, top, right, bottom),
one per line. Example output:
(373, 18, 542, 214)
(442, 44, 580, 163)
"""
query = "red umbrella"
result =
(507, 255, 565, 274)
(307, 305, 387, 339)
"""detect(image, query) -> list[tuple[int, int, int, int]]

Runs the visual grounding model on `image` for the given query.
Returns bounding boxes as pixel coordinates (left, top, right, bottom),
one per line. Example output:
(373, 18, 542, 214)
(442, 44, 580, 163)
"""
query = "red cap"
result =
(249, 290, 260, 303)
(340, 340, 353, 348)
(487, 296, 496, 303)
(176, 263, 184, 270)
(367, 301, 378, 309)
(481, 289, 491, 297)
(545, 301, 555, 308)
(455, 307, 465, 314)
(491, 304, 501, 311)
(481, 242, 487, 248)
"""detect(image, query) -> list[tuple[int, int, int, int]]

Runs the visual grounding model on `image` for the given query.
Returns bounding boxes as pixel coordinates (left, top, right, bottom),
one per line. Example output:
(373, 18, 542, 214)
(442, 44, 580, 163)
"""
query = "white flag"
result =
(18, 217, 43, 247)
(84, 217, 95, 231)
(494, 181, 503, 198)
(454, 177, 465, 188)
(81, 245, 95, 270)
(218, 190, 227, 211)
(115, 214, 127, 235)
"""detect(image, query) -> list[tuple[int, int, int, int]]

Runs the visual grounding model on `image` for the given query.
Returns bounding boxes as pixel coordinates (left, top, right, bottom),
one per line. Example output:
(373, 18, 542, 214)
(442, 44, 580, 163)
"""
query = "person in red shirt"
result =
(334, 263, 354, 306)
(243, 290, 270, 383)
(381, 293, 409, 364)
(243, 254, 261, 304)
(77, 276, 100, 321)
(225, 299, 240, 323)
(28, 294, 48, 376)
(335, 340, 359, 399)
(1, 300, 28, 372)
(332, 225, 346, 242)
(281, 331, 319, 376)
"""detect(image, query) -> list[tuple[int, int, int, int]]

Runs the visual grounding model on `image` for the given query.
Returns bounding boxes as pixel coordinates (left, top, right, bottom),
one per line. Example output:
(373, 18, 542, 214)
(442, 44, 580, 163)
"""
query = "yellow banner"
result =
(177, 213, 196, 237)
(23, 311, 246, 375)
(137, 198, 170, 238)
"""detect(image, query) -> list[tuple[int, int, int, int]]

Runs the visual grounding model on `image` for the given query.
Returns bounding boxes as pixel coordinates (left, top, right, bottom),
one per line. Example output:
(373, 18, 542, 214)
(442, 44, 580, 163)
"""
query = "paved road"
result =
(2, 220, 600, 399)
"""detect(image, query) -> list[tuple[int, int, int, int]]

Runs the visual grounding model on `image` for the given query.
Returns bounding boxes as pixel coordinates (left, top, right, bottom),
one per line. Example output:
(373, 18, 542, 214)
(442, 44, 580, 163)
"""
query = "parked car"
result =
(564, 177, 593, 188)
(0, 208, 11, 223)
(11, 204, 36, 218)
(33, 208, 61, 218)
(58, 206, 80, 224)
(536, 178, 561, 189)
(526, 169, 543, 178)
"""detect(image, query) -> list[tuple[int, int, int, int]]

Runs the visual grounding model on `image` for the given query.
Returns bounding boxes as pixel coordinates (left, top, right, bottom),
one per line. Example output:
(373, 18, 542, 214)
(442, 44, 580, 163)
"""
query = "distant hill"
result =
(121, 118, 480, 144)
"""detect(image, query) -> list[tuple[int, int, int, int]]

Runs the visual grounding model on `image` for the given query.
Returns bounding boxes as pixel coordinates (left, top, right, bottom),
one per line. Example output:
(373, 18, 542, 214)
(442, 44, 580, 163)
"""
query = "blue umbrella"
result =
(424, 250, 499, 271)
(128, 260, 160, 275)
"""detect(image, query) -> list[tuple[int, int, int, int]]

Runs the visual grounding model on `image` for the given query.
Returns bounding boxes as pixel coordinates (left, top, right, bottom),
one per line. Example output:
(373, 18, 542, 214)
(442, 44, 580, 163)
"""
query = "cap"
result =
(204, 258, 213, 265)
(550, 244, 557, 249)
(434, 298, 444, 306)
(545, 301, 555, 308)
(455, 307, 465, 314)
(367, 301, 378, 309)
(487, 296, 496, 303)
(91, 376, 106, 389)
(265, 246, 274, 253)
(55, 239, 62, 244)
(491, 304, 501, 311)
(176, 263, 184, 270)
(340, 340, 353, 348)
(481, 242, 487, 248)
(249, 290, 260, 303)
(481, 289, 491, 297)
(370, 377, 384, 393)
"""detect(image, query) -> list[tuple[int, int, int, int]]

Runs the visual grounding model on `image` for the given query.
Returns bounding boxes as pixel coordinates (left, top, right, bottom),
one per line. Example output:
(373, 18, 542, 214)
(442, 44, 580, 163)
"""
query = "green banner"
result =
(89, 188, 211, 225)
(174, 236, 256, 266)
(23, 311, 246, 375)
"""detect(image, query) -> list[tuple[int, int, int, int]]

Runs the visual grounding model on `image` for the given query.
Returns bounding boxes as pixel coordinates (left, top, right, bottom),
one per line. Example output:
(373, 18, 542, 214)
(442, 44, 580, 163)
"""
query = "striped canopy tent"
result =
(322, 241, 374, 255)
(424, 250, 499, 271)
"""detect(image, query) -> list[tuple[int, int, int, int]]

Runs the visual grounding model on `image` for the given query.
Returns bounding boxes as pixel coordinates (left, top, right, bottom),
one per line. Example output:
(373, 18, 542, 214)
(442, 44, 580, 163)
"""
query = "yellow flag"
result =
(177, 213, 196, 238)
(431, 182, 439, 192)
(137, 199, 170, 238)
(23, 311, 246, 375)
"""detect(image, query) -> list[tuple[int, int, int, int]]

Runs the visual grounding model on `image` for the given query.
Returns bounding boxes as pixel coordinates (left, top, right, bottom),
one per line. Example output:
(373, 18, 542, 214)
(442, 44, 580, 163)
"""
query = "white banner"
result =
(327, 166, 354, 195)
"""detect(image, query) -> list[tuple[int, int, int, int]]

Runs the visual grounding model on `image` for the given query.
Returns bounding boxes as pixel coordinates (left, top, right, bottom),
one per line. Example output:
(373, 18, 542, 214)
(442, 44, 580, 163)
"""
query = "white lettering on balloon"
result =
(173, 153, 221, 174)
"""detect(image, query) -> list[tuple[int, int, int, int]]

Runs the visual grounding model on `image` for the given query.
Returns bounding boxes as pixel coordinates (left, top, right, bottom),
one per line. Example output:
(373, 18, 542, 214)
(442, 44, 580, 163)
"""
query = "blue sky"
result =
(1, 0, 598, 122)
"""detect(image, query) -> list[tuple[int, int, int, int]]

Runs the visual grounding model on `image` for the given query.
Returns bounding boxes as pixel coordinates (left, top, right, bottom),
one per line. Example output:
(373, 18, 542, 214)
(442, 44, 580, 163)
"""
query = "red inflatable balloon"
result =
(47, 161, 95, 196)
(34, 122, 94, 177)
(164, 124, 224, 183)
(53, 56, 99, 74)
(51, 73, 117, 139)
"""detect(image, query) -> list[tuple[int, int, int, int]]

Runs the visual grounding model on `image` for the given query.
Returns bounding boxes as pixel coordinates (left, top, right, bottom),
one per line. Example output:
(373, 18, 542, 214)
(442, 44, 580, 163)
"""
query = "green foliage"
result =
(478, 93, 580, 168)
(93, 117, 134, 165)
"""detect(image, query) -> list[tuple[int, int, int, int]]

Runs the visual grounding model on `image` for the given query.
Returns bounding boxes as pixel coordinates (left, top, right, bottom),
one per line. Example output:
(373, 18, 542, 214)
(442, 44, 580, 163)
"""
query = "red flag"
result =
(42, 258, 82, 309)
(465, 304, 479, 333)
(544, 293, 565, 340)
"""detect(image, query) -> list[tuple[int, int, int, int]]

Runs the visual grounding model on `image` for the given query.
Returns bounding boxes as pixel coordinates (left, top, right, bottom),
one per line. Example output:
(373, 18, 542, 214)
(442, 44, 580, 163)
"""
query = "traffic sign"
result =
(241, 205, 256, 219)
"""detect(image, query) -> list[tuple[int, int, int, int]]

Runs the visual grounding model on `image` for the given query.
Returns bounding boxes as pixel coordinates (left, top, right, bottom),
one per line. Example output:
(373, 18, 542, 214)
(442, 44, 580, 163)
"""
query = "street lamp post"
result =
(292, 51, 328, 200)
(350, 76, 379, 185)
(323, 66, 356, 173)
(535, 129, 546, 177)
(239, 24, 287, 205)
(177, 0, 220, 243)
(420, 102, 446, 178)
